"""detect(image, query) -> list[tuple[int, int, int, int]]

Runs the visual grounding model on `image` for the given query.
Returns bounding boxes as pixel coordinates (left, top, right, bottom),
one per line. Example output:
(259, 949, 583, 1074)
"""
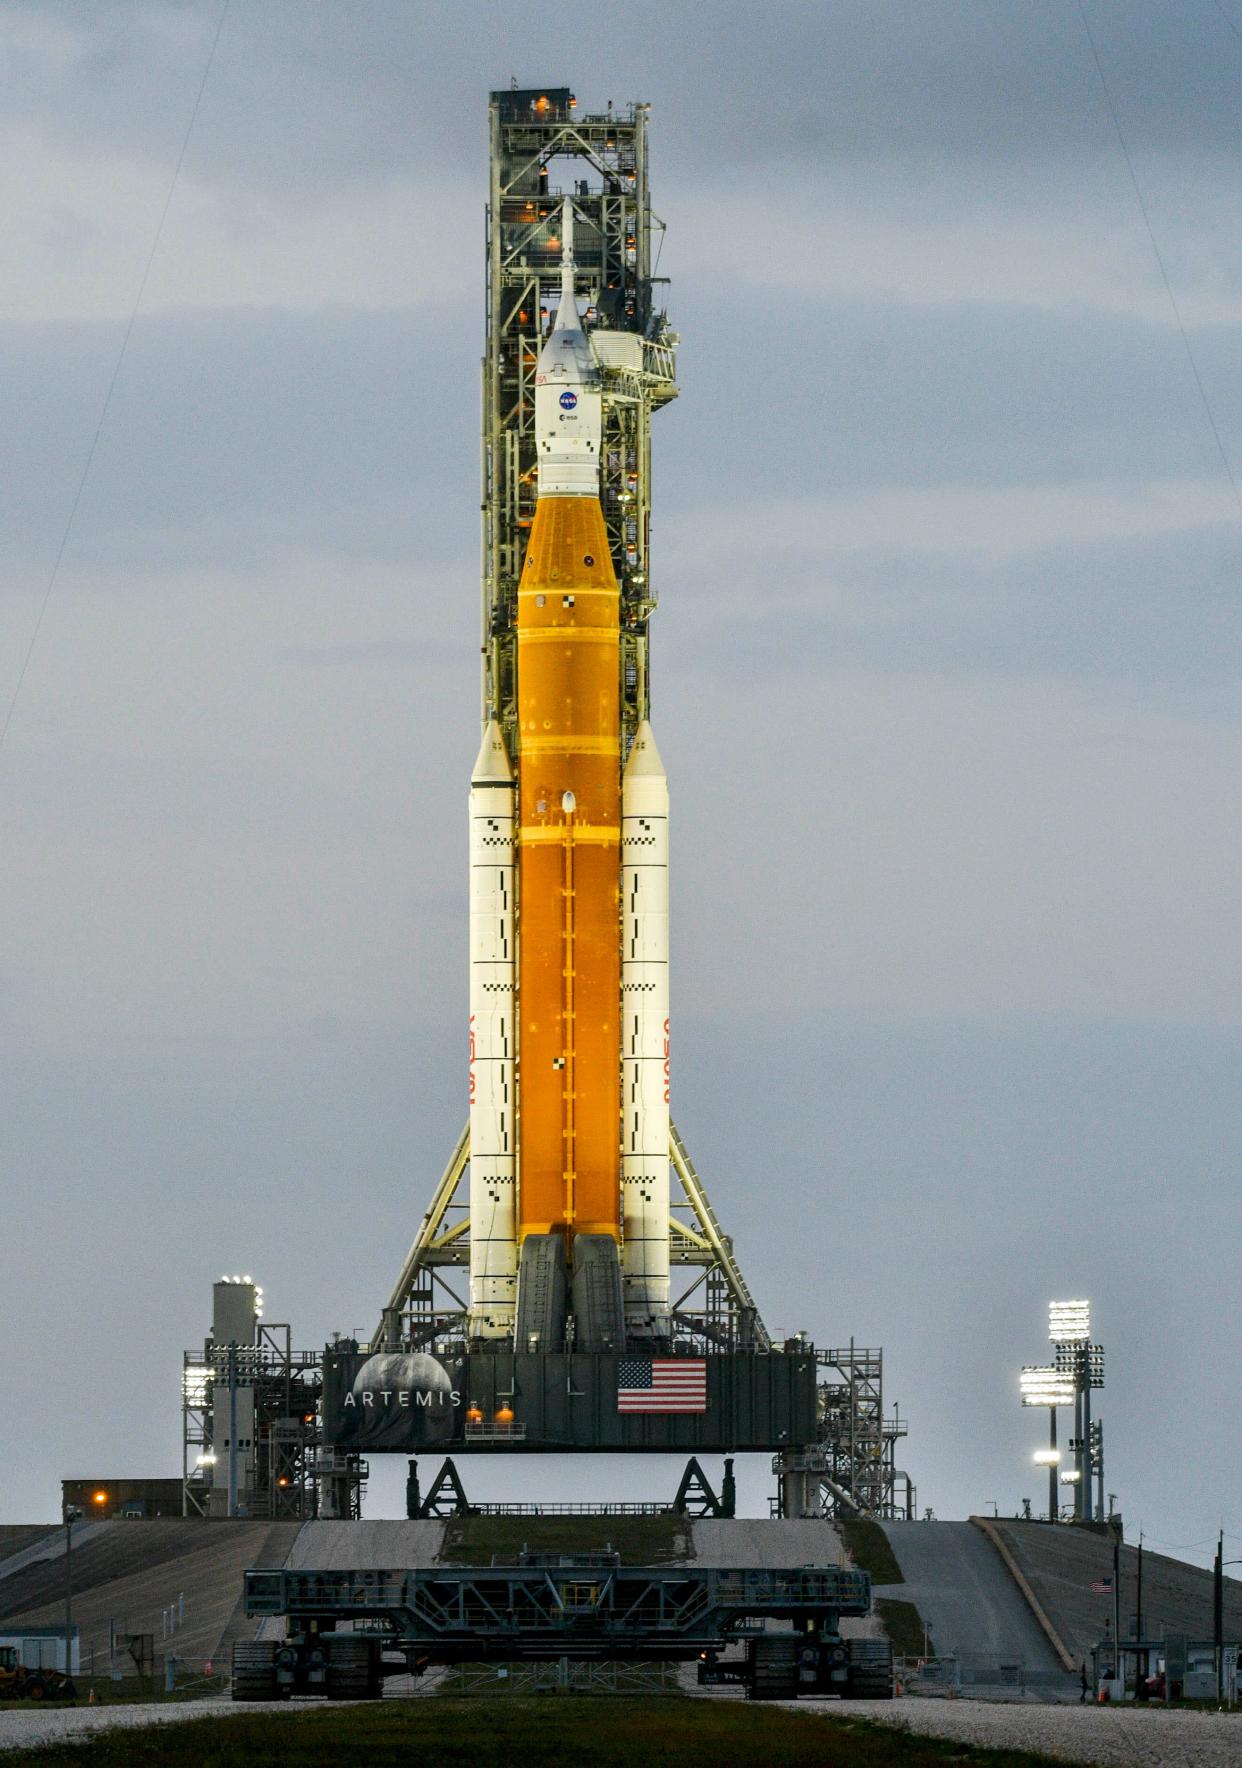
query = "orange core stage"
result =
(516, 494, 621, 1245)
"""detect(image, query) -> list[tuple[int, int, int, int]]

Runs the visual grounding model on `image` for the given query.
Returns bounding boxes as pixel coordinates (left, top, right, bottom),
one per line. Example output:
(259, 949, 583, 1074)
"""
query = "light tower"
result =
(1049, 1300, 1104, 1523)
(1020, 1299, 1105, 1524)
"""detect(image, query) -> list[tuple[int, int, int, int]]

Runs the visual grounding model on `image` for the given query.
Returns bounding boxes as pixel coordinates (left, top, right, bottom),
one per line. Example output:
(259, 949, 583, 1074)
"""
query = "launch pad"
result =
(177, 88, 916, 1529)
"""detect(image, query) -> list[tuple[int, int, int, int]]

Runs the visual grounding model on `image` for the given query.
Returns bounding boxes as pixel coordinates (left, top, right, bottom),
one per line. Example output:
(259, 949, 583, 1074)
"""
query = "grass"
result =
(840, 1519, 905, 1586)
(875, 1599, 932, 1659)
(0, 1694, 1087, 1767)
(438, 1514, 686, 1564)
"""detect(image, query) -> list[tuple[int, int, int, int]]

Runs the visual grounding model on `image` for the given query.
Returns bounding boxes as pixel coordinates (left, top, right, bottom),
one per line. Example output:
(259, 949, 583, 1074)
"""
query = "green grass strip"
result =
(839, 1519, 905, 1585)
(875, 1598, 933, 1658)
(0, 1695, 1090, 1767)
(438, 1514, 686, 1564)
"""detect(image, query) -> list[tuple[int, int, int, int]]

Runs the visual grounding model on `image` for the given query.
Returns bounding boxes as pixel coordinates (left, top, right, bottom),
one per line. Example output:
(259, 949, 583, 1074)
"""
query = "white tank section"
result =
(467, 720, 518, 1337)
(534, 199, 602, 497)
(620, 720, 671, 1339)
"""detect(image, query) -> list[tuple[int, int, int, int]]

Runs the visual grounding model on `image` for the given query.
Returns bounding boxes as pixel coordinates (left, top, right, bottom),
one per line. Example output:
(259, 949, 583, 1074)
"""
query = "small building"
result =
(1092, 1634, 1241, 1701)
(0, 1625, 79, 1675)
(61, 1478, 187, 1520)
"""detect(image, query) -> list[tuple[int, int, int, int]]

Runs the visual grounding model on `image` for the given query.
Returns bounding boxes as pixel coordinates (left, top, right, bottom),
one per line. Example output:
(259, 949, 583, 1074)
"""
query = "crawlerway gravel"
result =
(0, 1671, 447, 1756)
(793, 1695, 1242, 1766)
(0, 1695, 326, 1754)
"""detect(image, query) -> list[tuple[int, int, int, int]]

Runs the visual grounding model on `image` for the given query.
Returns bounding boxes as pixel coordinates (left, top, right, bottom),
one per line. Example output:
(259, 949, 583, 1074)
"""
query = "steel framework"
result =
(379, 1117, 770, 1354)
(774, 1345, 916, 1521)
(482, 87, 678, 754)
(180, 1325, 360, 1520)
(243, 1559, 872, 1657)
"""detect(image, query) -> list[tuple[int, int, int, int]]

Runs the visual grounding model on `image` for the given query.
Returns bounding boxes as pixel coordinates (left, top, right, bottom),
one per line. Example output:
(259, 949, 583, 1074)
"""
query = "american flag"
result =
(1090, 1577, 1113, 1594)
(617, 1357, 707, 1413)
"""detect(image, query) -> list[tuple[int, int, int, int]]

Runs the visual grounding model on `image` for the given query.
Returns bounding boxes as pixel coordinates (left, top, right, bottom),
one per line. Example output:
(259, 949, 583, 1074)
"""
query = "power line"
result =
(1141, 1534, 1217, 1552)
(1075, 0, 1242, 519)
(0, 0, 231, 758)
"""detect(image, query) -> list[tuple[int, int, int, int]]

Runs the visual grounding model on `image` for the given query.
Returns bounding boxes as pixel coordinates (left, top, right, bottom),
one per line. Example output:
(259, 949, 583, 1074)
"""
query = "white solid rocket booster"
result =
(620, 720, 671, 1338)
(467, 719, 518, 1337)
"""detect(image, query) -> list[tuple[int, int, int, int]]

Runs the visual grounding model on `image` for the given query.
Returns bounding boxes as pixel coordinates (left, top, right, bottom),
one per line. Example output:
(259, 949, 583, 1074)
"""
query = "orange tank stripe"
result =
(516, 495, 621, 1246)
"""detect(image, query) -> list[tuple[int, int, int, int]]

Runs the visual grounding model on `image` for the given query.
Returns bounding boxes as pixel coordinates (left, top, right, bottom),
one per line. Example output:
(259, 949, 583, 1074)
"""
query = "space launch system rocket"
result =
(468, 202, 670, 1351)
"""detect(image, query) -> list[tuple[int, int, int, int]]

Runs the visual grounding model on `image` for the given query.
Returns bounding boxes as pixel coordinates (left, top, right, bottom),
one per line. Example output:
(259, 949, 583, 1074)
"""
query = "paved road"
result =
(881, 1521, 1071, 1685)
(0, 1520, 298, 1668)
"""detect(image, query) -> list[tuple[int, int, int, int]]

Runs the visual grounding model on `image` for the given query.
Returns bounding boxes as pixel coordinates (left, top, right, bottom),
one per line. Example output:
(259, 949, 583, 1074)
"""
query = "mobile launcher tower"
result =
(311, 89, 915, 1521)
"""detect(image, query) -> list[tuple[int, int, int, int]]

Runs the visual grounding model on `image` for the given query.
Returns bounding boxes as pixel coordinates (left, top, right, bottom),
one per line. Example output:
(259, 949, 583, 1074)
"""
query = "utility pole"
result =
(1112, 1523, 1121, 1688)
(63, 1504, 82, 1679)
(1135, 1531, 1145, 1698)
(1213, 1536, 1242, 1704)
(1048, 1408, 1058, 1523)
(1216, 1531, 1224, 1704)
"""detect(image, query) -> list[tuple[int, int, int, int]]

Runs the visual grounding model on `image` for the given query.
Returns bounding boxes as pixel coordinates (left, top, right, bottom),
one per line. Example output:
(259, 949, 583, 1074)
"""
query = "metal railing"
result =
(470, 1500, 674, 1517)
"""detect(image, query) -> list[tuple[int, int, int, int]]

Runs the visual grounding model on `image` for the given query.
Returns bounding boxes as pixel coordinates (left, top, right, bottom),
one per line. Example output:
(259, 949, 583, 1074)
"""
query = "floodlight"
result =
(181, 1367, 211, 1404)
(1020, 1366, 1075, 1407)
(1059, 1469, 1081, 1484)
(1049, 1299, 1090, 1342)
(1033, 1449, 1061, 1467)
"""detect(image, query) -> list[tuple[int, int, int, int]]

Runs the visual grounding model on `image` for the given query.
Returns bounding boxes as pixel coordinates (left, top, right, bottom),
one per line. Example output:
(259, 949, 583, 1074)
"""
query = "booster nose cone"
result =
(535, 198, 601, 497)
(472, 718, 513, 786)
(624, 720, 667, 783)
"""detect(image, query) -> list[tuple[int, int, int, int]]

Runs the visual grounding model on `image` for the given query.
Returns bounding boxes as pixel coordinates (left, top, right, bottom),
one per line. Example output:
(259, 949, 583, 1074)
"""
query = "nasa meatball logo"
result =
(559, 390, 578, 410)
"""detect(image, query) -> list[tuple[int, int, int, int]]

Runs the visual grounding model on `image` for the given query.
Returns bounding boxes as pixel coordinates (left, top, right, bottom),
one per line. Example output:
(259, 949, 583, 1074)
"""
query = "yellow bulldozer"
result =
(0, 1644, 77, 1701)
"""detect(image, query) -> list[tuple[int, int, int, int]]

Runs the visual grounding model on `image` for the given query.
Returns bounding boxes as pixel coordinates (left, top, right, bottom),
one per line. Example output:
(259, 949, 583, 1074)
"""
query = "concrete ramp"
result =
(284, 1520, 446, 1570)
(0, 1521, 300, 1667)
(0, 1525, 109, 1584)
(987, 1520, 1242, 1664)
(689, 1519, 845, 1567)
(880, 1521, 1076, 1697)
(0, 1526, 65, 1578)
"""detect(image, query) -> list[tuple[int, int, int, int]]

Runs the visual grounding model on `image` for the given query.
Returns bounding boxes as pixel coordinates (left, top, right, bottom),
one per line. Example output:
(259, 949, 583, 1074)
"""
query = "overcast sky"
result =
(3, 1, 1240, 1562)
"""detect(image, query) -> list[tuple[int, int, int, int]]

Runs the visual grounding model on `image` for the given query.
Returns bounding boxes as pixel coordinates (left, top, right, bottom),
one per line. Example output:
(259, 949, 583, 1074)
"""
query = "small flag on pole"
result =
(1090, 1577, 1113, 1594)
(617, 1357, 707, 1413)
